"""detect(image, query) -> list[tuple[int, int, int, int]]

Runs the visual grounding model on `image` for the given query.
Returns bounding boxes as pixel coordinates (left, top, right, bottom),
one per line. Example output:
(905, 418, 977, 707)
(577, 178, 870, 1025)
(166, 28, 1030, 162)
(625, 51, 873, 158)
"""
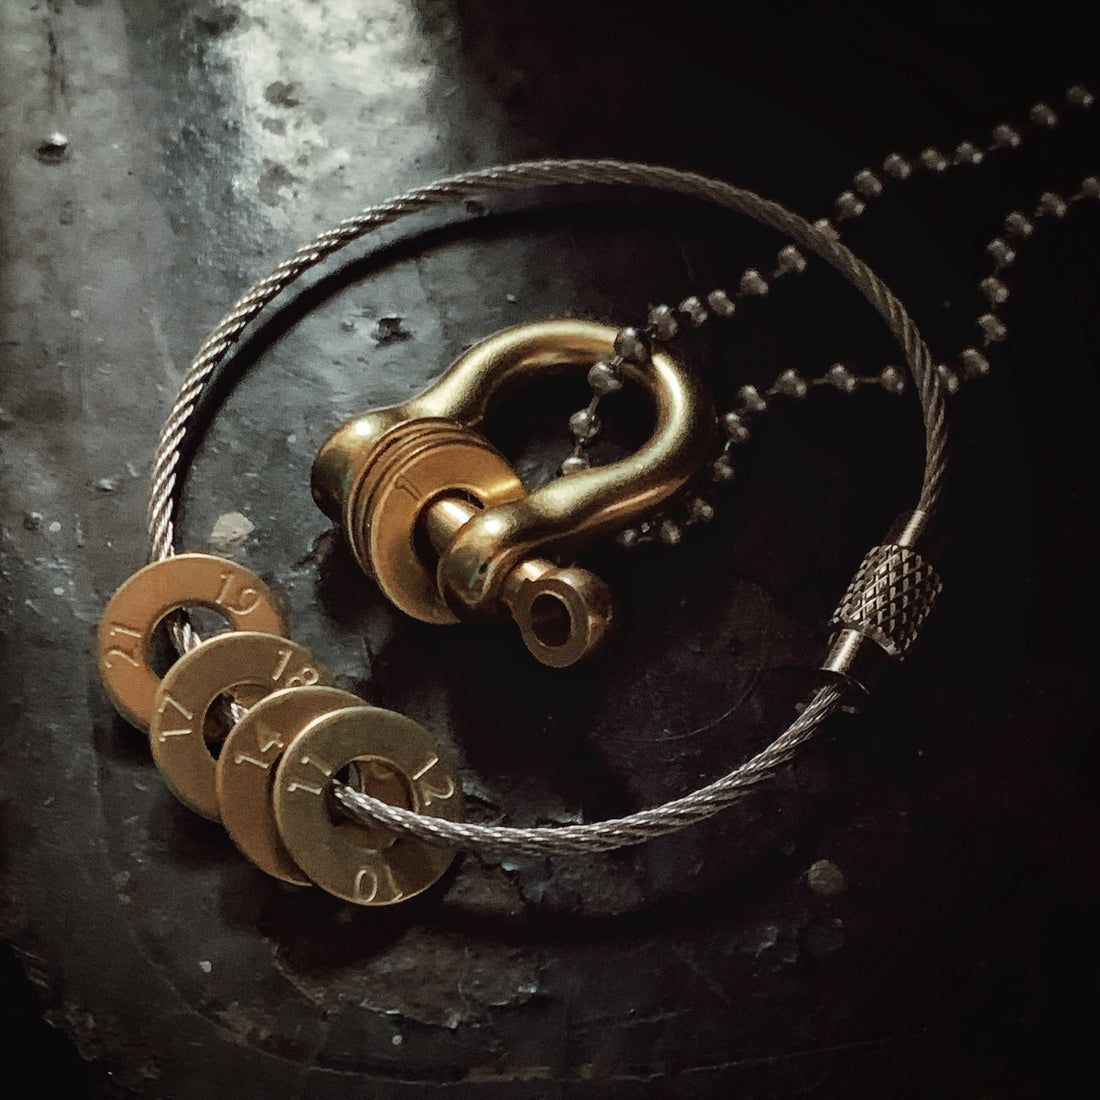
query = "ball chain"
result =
(560, 83, 1096, 549)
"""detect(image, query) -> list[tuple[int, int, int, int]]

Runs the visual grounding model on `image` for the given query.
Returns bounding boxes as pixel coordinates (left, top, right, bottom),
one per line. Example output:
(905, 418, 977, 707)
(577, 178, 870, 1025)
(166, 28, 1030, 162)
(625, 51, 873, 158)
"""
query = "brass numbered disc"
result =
(98, 554, 286, 732)
(353, 421, 524, 625)
(273, 706, 464, 906)
(215, 685, 365, 885)
(150, 632, 330, 822)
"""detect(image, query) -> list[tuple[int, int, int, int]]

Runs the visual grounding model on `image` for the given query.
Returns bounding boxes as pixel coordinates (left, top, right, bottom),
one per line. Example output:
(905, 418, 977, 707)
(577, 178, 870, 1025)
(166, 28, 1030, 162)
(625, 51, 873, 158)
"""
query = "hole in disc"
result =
(329, 757, 417, 845)
(148, 605, 234, 677)
(529, 591, 572, 648)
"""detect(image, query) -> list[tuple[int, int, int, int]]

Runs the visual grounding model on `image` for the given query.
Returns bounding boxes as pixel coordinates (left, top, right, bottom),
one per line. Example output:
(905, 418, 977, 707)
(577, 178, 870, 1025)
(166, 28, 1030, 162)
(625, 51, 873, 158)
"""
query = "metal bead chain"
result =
(558, 250, 803, 477)
(958, 175, 1100, 377)
(562, 82, 1095, 537)
(615, 361, 911, 549)
(617, 172, 1099, 544)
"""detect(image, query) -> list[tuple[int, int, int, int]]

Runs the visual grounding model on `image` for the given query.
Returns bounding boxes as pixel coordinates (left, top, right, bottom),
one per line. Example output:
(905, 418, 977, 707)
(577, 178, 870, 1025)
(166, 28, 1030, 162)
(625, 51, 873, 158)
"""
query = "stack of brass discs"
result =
(97, 553, 464, 904)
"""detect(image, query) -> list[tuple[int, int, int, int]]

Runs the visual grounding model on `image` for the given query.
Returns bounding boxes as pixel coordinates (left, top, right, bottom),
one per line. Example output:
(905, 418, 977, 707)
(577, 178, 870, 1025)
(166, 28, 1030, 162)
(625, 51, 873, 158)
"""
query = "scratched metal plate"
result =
(1, 3, 1096, 1096)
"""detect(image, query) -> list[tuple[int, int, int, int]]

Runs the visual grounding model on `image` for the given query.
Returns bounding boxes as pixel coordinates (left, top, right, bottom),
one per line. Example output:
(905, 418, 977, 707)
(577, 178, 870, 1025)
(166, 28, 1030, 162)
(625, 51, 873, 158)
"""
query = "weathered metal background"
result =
(1, 2, 1096, 1096)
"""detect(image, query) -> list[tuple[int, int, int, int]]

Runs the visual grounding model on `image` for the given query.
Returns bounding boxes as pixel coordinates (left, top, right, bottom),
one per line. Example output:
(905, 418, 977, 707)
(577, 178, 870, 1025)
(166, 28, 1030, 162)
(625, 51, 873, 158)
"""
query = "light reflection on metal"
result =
(313, 320, 715, 665)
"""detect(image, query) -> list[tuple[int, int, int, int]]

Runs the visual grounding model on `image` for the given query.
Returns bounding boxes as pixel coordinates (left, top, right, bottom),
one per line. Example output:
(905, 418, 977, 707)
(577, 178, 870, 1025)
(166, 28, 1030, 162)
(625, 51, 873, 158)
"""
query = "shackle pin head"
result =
(421, 496, 613, 666)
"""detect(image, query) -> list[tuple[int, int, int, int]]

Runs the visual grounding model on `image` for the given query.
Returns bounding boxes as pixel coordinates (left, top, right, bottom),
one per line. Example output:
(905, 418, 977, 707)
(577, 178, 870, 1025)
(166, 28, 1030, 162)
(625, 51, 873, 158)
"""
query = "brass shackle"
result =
(312, 320, 715, 666)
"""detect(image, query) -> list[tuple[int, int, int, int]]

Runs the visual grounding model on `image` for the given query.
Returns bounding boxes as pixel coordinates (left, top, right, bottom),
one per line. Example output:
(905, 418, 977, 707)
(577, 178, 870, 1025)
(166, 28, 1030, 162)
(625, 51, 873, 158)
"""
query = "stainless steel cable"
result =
(333, 684, 845, 855)
(148, 159, 946, 856)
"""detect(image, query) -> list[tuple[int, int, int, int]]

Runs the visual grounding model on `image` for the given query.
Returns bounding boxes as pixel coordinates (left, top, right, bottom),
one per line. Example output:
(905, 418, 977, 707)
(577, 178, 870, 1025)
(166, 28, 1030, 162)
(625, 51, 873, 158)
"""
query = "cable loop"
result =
(149, 159, 947, 856)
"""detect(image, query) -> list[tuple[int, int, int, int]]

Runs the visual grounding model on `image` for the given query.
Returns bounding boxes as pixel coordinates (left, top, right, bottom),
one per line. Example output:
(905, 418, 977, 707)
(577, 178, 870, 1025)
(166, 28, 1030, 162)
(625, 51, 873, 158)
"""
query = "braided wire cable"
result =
(148, 159, 947, 856)
(334, 684, 845, 855)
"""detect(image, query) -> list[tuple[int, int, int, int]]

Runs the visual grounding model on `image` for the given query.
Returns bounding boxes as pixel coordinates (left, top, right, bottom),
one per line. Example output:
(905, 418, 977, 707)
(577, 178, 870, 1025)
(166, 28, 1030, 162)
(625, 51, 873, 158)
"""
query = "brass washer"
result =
(98, 554, 285, 732)
(354, 421, 524, 624)
(273, 706, 464, 905)
(150, 632, 330, 821)
(215, 685, 365, 884)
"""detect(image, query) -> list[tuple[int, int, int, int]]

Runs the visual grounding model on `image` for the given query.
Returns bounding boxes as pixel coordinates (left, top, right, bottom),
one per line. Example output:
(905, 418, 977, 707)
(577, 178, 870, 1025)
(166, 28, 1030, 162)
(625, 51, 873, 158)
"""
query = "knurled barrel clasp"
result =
(822, 510, 943, 693)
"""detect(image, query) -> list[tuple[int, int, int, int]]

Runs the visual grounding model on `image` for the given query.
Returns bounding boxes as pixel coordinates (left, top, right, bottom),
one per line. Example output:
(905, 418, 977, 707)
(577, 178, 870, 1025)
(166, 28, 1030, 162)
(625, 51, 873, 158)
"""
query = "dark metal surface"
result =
(1, 2, 1096, 1096)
